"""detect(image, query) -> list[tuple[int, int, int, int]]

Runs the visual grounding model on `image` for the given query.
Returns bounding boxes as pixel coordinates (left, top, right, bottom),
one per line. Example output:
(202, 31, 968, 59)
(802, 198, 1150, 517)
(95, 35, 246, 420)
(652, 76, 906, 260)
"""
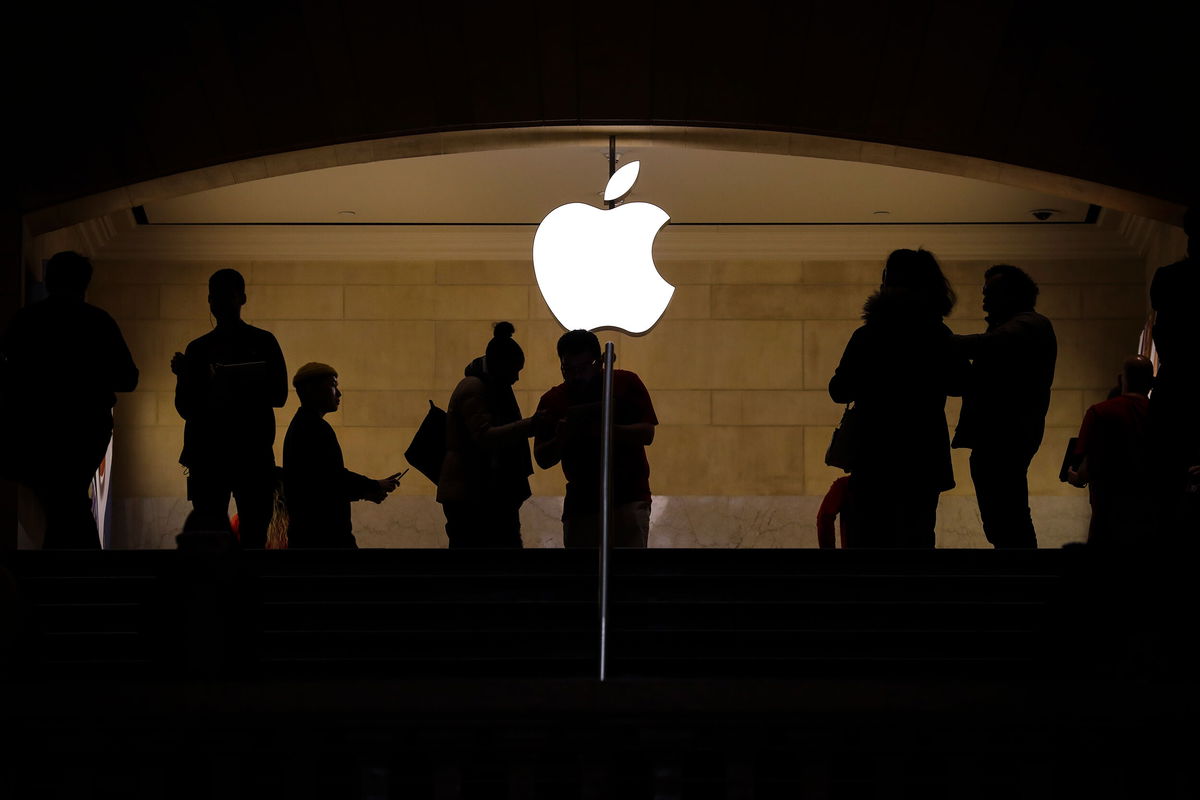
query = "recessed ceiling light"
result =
(338, 210, 357, 217)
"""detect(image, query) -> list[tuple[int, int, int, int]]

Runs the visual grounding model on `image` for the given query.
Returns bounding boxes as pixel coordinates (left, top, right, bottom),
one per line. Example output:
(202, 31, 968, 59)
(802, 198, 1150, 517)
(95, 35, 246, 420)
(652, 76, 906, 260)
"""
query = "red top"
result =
(535, 369, 658, 519)
(816, 476, 850, 549)
(1073, 394, 1150, 488)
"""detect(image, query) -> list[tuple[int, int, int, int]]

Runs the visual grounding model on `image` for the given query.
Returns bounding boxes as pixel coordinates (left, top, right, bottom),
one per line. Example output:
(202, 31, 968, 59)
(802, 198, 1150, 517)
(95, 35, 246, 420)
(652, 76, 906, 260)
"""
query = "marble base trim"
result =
(89, 494, 1090, 550)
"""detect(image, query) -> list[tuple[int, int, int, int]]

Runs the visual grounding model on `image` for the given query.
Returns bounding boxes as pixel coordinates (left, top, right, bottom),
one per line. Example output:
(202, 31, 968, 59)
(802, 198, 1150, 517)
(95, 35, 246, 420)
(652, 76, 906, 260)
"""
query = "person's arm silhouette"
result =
(614, 422, 655, 446)
(956, 314, 1041, 359)
(257, 334, 288, 408)
(613, 372, 657, 446)
(1066, 456, 1090, 488)
(459, 379, 542, 447)
(534, 422, 564, 469)
(99, 312, 138, 393)
(341, 462, 387, 503)
(829, 327, 868, 405)
(172, 343, 207, 421)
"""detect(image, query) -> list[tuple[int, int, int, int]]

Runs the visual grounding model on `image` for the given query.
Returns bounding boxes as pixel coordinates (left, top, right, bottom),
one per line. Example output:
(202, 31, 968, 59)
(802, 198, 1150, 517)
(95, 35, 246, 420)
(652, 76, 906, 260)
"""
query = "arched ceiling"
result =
(140, 145, 1094, 224)
(11, 1, 1196, 219)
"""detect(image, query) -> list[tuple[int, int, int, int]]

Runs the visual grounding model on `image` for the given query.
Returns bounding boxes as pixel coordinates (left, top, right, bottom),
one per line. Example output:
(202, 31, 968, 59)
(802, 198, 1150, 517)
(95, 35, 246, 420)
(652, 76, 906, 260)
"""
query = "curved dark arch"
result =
(26, 125, 1182, 233)
(12, 2, 1197, 220)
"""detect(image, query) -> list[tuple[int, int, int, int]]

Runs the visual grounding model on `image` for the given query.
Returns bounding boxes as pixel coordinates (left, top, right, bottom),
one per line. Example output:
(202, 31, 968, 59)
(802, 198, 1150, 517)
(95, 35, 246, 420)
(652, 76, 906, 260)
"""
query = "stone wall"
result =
(86, 246, 1148, 549)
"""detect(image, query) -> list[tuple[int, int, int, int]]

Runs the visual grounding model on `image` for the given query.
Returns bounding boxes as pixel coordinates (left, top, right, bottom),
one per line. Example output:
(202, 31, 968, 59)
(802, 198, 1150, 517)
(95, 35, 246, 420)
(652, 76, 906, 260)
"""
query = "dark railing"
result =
(10, 546, 1187, 683)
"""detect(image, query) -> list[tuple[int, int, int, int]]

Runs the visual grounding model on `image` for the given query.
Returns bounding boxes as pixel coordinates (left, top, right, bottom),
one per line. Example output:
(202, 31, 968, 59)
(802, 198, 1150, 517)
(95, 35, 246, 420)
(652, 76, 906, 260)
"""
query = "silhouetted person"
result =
(1148, 207, 1200, 537)
(283, 363, 401, 548)
(171, 269, 287, 548)
(437, 322, 547, 548)
(1067, 356, 1154, 546)
(816, 476, 851, 549)
(535, 330, 658, 548)
(952, 264, 1056, 549)
(0, 251, 138, 548)
(828, 248, 967, 548)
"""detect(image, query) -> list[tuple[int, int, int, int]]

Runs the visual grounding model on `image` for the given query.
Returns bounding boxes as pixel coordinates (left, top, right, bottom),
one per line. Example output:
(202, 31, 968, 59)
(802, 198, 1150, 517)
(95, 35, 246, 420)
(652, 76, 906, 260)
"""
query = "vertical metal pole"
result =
(599, 341, 615, 681)
(607, 135, 617, 209)
(598, 136, 618, 681)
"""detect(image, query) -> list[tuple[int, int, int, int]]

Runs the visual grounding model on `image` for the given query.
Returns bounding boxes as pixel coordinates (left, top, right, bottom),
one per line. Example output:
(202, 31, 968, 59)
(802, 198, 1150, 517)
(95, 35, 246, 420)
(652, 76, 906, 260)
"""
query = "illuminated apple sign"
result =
(533, 161, 674, 335)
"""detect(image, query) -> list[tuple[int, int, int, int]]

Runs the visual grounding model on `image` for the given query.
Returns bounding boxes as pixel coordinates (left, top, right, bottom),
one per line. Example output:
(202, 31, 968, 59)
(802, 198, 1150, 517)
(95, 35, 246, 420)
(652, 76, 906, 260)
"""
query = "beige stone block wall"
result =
(87, 252, 1147, 549)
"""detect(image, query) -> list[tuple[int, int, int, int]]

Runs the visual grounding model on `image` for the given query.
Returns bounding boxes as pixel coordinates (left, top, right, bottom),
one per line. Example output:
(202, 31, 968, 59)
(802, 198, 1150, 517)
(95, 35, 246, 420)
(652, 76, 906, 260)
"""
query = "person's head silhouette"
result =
(208, 268, 247, 325)
(293, 362, 340, 416)
(484, 321, 525, 386)
(981, 264, 1039, 319)
(556, 329, 603, 387)
(43, 251, 93, 301)
(1120, 355, 1154, 396)
(881, 248, 956, 317)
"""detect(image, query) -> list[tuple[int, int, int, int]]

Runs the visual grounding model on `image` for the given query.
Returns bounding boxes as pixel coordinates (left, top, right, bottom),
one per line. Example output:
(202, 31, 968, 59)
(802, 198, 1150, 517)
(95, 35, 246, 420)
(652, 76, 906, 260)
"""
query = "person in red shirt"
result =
(1067, 356, 1154, 546)
(534, 330, 658, 548)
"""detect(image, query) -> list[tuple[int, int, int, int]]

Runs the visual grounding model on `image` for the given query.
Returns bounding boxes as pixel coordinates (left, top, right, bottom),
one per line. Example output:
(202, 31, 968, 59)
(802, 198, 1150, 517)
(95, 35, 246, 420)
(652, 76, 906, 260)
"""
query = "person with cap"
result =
(171, 268, 287, 548)
(283, 362, 402, 548)
(437, 322, 549, 548)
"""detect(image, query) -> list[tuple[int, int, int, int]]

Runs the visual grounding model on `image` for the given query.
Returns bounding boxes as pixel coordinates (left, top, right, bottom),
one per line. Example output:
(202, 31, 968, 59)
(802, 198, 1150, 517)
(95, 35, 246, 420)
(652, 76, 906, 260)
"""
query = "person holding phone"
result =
(534, 329, 658, 549)
(283, 362, 403, 548)
(437, 322, 548, 548)
(171, 268, 287, 548)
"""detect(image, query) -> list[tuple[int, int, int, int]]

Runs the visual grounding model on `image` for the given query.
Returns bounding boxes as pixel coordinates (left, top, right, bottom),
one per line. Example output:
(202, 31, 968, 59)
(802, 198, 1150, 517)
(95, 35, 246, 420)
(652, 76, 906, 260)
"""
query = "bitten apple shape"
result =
(533, 161, 674, 335)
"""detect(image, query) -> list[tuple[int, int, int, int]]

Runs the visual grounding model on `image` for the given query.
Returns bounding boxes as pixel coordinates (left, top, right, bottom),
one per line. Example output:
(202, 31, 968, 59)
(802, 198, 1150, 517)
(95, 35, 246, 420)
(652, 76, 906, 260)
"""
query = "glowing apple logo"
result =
(533, 161, 674, 335)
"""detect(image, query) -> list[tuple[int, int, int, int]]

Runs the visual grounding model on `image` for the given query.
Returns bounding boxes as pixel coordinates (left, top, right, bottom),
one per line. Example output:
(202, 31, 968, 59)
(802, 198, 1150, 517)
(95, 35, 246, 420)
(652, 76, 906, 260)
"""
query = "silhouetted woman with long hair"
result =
(828, 249, 968, 547)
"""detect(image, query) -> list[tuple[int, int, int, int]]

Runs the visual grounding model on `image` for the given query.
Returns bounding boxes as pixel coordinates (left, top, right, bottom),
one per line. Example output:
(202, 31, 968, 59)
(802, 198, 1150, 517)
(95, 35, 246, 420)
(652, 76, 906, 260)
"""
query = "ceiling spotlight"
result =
(1030, 208, 1060, 221)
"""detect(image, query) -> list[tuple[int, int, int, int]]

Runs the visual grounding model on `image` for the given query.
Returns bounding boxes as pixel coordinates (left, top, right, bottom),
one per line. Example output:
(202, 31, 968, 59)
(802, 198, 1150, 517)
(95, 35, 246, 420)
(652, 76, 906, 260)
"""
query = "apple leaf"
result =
(603, 161, 640, 202)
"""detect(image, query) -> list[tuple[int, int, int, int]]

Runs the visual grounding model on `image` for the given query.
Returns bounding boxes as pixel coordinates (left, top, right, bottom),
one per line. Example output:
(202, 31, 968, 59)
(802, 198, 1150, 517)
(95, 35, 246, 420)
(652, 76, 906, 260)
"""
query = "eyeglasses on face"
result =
(559, 357, 597, 378)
